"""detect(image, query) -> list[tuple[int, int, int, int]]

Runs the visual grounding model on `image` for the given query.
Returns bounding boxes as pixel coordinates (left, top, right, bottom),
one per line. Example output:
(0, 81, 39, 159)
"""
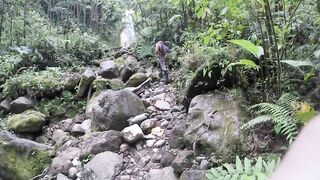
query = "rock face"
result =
(7, 110, 46, 133)
(125, 73, 148, 87)
(10, 97, 34, 113)
(77, 68, 96, 97)
(0, 131, 52, 180)
(84, 151, 122, 180)
(90, 89, 145, 131)
(99, 60, 120, 79)
(171, 92, 246, 158)
(145, 166, 177, 180)
(79, 130, 121, 158)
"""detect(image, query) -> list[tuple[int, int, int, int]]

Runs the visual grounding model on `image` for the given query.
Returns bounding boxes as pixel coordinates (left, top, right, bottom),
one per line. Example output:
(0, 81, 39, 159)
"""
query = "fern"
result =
(135, 40, 153, 59)
(206, 156, 280, 180)
(242, 93, 299, 143)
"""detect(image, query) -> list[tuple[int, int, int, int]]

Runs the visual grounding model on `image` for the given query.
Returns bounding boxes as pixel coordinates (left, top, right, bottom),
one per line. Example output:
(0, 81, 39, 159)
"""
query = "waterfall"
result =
(120, 10, 136, 48)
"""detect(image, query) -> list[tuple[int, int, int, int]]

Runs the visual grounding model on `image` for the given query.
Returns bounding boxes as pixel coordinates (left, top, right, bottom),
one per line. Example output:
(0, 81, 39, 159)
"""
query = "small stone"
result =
(120, 175, 131, 180)
(80, 119, 92, 133)
(71, 124, 85, 136)
(57, 173, 69, 180)
(147, 106, 157, 112)
(160, 150, 176, 167)
(195, 156, 206, 163)
(120, 124, 144, 144)
(160, 120, 169, 128)
(140, 156, 151, 166)
(120, 143, 130, 153)
(140, 119, 156, 133)
(151, 127, 165, 137)
(199, 160, 210, 170)
(72, 158, 81, 167)
(154, 100, 171, 111)
(68, 167, 78, 179)
(10, 97, 34, 113)
(128, 113, 148, 125)
(171, 150, 194, 174)
(146, 140, 156, 147)
(61, 119, 74, 132)
(52, 129, 68, 142)
(151, 153, 161, 163)
(125, 169, 133, 175)
(136, 143, 143, 151)
(73, 114, 85, 123)
(144, 134, 156, 139)
(154, 140, 166, 148)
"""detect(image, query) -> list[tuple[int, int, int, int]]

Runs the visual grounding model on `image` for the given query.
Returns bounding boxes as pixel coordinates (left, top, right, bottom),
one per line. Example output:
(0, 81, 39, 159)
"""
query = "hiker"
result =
(155, 41, 171, 82)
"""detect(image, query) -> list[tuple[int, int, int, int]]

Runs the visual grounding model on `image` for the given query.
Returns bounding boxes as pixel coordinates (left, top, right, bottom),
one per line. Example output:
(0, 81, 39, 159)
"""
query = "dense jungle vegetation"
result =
(0, 0, 320, 179)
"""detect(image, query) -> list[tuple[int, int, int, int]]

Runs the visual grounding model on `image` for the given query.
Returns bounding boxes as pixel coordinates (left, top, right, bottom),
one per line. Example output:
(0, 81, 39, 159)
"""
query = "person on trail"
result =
(155, 41, 171, 82)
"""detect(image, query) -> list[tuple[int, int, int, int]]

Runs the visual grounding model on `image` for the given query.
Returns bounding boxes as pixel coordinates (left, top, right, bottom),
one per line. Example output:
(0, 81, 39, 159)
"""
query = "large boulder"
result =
(10, 97, 34, 113)
(92, 77, 125, 92)
(64, 73, 81, 90)
(125, 73, 148, 87)
(83, 151, 122, 180)
(98, 60, 120, 79)
(117, 55, 138, 82)
(171, 150, 194, 174)
(0, 131, 52, 180)
(76, 68, 96, 98)
(171, 92, 246, 159)
(120, 124, 144, 144)
(79, 130, 121, 158)
(7, 110, 46, 133)
(145, 166, 178, 180)
(90, 89, 145, 131)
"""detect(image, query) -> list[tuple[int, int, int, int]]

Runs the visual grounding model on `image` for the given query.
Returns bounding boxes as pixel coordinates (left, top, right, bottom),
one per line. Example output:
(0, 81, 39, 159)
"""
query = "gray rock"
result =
(120, 143, 130, 153)
(71, 124, 86, 137)
(120, 66, 134, 83)
(0, 131, 52, 180)
(90, 89, 145, 131)
(160, 150, 176, 168)
(0, 98, 11, 112)
(154, 139, 166, 148)
(10, 97, 34, 113)
(146, 139, 156, 147)
(128, 113, 148, 125)
(7, 110, 46, 133)
(120, 124, 144, 144)
(154, 100, 171, 111)
(120, 175, 131, 180)
(81, 119, 92, 133)
(145, 167, 177, 180)
(73, 114, 85, 123)
(178, 92, 246, 157)
(76, 67, 96, 98)
(60, 119, 74, 132)
(99, 60, 119, 79)
(84, 151, 122, 180)
(140, 119, 156, 133)
(50, 147, 81, 175)
(171, 150, 194, 174)
(199, 160, 210, 170)
(179, 170, 207, 180)
(160, 120, 169, 128)
(92, 77, 125, 92)
(57, 173, 70, 180)
(52, 129, 68, 142)
(68, 167, 78, 179)
(79, 130, 121, 158)
(65, 73, 81, 90)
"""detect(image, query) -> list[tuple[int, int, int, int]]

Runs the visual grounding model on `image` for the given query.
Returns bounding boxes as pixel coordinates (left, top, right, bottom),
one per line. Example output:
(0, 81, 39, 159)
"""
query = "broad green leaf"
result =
(229, 39, 264, 58)
(281, 60, 314, 68)
(203, 35, 211, 45)
(254, 156, 263, 173)
(244, 158, 252, 174)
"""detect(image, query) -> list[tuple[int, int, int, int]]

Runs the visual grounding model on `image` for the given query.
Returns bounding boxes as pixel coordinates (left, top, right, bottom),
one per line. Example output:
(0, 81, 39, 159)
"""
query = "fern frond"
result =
(241, 115, 273, 130)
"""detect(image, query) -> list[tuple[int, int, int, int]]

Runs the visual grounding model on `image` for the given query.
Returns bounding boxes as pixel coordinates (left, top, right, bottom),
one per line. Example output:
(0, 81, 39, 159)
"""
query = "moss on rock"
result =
(7, 110, 46, 133)
(125, 73, 148, 87)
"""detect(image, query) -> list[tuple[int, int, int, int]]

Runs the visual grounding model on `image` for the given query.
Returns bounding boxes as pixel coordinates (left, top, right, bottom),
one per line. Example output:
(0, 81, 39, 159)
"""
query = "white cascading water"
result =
(120, 10, 136, 48)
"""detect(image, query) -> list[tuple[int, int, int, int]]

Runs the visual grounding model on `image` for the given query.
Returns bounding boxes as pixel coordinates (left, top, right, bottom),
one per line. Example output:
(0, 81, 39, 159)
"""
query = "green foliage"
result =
(229, 40, 264, 59)
(1, 67, 66, 97)
(206, 156, 280, 180)
(0, 54, 22, 80)
(135, 40, 154, 59)
(242, 94, 316, 143)
(36, 91, 86, 118)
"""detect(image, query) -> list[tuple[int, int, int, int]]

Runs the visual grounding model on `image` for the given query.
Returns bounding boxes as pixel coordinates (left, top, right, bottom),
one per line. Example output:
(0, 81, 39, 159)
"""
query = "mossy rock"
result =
(7, 110, 46, 133)
(0, 131, 52, 180)
(125, 73, 148, 87)
(115, 56, 126, 69)
(93, 78, 125, 92)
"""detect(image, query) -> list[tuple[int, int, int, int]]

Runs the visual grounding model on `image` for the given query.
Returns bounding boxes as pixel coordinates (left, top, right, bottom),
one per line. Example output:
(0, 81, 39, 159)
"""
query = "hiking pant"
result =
(156, 55, 168, 81)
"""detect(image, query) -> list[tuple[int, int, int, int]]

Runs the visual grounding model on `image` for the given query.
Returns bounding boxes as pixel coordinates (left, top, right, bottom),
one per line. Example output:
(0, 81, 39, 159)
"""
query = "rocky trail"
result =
(0, 50, 247, 180)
